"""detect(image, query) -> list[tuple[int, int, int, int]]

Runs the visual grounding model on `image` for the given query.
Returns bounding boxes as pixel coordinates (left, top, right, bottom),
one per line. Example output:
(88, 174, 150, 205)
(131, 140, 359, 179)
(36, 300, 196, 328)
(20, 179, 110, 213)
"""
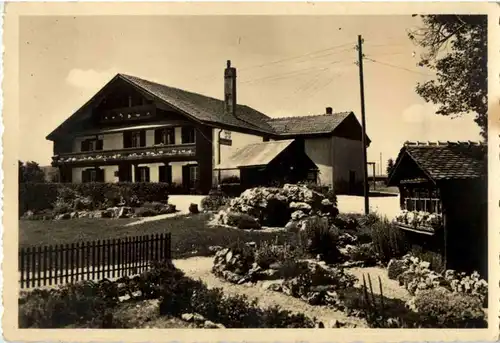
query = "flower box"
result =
(393, 210, 443, 235)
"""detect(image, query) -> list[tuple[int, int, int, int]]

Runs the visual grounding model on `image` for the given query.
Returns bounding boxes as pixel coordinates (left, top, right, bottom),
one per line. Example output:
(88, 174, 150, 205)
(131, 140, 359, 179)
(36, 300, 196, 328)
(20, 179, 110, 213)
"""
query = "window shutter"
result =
(134, 166, 140, 182)
(97, 168, 105, 182)
(154, 129, 161, 145)
(145, 168, 150, 182)
(81, 140, 87, 152)
(159, 165, 165, 182)
(123, 132, 131, 148)
(96, 139, 103, 151)
(82, 170, 88, 183)
(140, 130, 146, 147)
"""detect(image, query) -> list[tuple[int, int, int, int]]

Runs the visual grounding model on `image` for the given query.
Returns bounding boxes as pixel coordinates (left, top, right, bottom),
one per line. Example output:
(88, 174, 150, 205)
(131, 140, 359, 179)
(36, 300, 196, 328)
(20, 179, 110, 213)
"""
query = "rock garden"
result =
(203, 184, 489, 328)
(19, 182, 177, 220)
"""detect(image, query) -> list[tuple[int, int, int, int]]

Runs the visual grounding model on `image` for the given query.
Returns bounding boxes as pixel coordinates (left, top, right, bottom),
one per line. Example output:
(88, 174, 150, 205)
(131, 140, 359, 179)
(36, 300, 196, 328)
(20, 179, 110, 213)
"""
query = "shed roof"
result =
(214, 139, 295, 170)
(388, 141, 486, 185)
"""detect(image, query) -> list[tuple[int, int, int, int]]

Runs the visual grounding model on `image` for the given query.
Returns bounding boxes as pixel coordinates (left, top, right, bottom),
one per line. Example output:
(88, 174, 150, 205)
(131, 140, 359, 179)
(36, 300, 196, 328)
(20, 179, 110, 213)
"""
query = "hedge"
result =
(19, 182, 172, 217)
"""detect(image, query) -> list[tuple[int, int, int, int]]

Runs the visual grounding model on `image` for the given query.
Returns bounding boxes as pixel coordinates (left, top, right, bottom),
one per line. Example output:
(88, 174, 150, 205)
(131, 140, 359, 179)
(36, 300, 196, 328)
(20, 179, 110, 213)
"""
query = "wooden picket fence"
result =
(19, 233, 171, 289)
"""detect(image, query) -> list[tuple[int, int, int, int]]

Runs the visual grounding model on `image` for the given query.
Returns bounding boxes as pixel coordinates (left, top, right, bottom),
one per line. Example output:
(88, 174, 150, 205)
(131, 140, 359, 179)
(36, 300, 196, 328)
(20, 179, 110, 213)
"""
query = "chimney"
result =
(326, 107, 333, 114)
(224, 60, 237, 116)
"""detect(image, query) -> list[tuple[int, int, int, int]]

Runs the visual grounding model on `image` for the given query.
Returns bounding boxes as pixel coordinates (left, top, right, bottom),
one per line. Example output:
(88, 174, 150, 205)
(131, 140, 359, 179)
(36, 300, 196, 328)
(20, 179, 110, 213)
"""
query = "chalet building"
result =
(388, 141, 487, 276)
(47, 60, 370, 194)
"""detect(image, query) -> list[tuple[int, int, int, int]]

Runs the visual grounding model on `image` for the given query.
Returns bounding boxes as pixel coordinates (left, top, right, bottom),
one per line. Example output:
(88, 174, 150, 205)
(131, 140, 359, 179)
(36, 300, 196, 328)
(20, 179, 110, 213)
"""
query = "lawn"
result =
(19, 214, 294, 259)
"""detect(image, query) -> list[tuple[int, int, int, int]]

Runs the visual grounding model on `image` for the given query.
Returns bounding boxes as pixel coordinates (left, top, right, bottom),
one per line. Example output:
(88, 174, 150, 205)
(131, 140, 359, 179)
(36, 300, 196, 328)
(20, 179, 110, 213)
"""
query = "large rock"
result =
(118, 206, 133, 218)
(289, 202, 312, 212)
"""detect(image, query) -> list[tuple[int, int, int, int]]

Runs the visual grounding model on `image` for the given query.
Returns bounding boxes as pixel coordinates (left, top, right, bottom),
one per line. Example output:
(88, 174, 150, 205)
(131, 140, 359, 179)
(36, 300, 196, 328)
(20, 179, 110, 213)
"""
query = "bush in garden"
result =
(406, 288, 486, 328)
(201, 190, 230, 212)
(371, 217, 409, 262)
(347, 243, 380, 266)
(299, 181, 337, 207)
(18, 280, 119, 328)
(254, 241, 298, 269)
(411, 247, 446, 273)
(298, 216, 342, 263)
(226, 212, 261, 230)
(19, 182, 60, 217)
(278, 260, 310, 280)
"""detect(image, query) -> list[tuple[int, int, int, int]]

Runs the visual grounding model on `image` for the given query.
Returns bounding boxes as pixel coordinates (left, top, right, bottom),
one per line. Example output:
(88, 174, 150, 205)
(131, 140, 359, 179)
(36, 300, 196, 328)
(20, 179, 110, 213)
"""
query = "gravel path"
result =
(173, 257, 367, 328)
(346, 266, 411, 301)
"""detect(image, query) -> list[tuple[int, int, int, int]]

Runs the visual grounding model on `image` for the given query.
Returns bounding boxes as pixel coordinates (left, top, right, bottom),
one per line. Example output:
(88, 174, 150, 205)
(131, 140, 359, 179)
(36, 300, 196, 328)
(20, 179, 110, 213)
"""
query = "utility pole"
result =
(357, 35, 370, 215)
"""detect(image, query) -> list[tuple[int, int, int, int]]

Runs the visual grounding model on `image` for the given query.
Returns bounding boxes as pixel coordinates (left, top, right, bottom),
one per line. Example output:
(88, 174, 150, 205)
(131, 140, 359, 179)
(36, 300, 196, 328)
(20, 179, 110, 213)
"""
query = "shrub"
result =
(19, 182, 172, 216)
(18, 280, 119, 328)
(411, 247, 446, 273)
(135, 207, 159, 217)
(201, 191, 229, 212)
(347, 243, 380, 266)
(371, 217, 409, 262)
(407, 288, 486, 328)
(19, 182, 60, 217)
(254, 241, 298, 269)
(299, 181, 337, 207)
(298, 216, 342, 263)
(278, 260, 310, 280)
(226, 212, 261, 230)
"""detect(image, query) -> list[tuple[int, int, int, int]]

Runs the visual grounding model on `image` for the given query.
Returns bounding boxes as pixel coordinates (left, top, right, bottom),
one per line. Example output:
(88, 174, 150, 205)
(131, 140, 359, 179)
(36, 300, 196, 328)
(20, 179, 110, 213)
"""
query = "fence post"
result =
(20, 248, 25, 289)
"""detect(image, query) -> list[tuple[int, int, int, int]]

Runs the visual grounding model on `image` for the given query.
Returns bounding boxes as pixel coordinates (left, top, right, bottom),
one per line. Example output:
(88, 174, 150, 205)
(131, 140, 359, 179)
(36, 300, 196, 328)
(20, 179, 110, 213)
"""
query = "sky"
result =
(19, 15, 482, 174)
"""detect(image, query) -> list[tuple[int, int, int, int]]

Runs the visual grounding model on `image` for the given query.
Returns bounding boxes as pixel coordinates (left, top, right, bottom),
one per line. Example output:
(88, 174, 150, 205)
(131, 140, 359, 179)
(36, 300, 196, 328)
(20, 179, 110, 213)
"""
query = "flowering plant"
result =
(394, 210, 442, 230)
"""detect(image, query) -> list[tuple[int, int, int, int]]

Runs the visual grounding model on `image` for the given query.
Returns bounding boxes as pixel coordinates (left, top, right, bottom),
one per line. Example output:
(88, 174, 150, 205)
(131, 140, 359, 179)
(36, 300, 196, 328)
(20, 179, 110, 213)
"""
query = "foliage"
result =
(406, 288, 486, 328)
(220, 176, 240, 184)
(19, 160, 46, 183)
(19, 279, 119, 328)
(370, 216, 409, 262)
(19, 182, 59, 217)
(345, 243, 380, 266)
(386, 158, 395, 177)
(299, 181, 337, 207)
(201, 191, 230, 212)
(298, 216, 342, 263)
(19, 182, 172, 216)
(395, 254, 488, 305)
(410, 247, 446, 273)
(254, 240, 299, 269)
(408, 15, 487, 139)
(226, 212, 261, 230)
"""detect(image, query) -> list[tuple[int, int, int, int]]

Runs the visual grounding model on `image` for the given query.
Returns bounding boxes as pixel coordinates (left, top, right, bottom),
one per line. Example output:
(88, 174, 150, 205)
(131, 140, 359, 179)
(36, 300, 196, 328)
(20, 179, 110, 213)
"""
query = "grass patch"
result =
(19, 214, 294, 259)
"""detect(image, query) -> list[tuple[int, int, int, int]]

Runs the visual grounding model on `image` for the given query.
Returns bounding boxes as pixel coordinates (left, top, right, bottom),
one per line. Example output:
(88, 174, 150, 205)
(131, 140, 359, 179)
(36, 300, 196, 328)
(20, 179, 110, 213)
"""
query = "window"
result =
(181, 127, 196, 144)
(135, 166, 150, 182)
(81, 138, 103, 152)
(189, 165, 199, 188)
(155, 128, 175, 145)
(125, 130, 146, 148)
(82, 168, 104, 183)
(402, 187, 442, 214)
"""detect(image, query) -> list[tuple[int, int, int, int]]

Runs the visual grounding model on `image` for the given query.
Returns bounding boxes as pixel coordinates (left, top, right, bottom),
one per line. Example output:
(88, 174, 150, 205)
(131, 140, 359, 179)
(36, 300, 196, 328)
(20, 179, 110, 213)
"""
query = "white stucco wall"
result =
(137, 162, 164, 182)
(103, 165, 119, 183)
(331, 136, 364, 184)
(212, 128, 264, 184)
(170, 161, 197, 184)
(72, 167, 84, 183)
(304, 137, 334, 187)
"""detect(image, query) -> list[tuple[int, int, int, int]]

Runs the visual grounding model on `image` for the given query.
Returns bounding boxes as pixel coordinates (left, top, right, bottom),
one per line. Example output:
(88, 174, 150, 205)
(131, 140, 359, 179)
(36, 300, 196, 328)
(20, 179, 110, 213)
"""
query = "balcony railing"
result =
(52, 144, 196, 165)
(100, 105, 157, 123)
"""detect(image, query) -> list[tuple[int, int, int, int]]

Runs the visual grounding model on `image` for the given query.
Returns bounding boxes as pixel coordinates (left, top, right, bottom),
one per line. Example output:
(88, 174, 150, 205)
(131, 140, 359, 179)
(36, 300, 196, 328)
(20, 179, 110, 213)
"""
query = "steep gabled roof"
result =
(388, 141, 487, 185)
(47, 73, 365, 141)
(120, 74, 277, 134)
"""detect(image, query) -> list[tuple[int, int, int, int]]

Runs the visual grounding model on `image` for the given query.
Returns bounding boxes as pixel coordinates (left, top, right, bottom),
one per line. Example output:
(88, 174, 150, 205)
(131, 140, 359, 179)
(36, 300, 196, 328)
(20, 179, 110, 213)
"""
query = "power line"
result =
(364, 57, 433, 76)
(238, 42, 354, 72)
(239, 59, 352, 85)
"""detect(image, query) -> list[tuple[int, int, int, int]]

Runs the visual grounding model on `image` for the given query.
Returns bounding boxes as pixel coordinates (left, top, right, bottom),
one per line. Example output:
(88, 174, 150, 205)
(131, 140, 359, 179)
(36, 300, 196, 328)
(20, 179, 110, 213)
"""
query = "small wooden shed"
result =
(214, 139, 319, 189)
(387, 141, 487, 276)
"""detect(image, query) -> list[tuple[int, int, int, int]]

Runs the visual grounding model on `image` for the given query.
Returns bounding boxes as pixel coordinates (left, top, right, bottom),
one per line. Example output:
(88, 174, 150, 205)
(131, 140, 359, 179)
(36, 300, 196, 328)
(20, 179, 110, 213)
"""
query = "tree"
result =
(386, 158, 395, 176)
(408, 15, 487, 140)
(19, 160, 46, 183)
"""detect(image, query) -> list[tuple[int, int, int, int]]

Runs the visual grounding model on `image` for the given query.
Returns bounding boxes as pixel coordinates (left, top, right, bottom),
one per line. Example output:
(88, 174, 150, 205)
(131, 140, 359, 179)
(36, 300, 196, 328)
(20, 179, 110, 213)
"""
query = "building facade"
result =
(47, 60, 369, 194)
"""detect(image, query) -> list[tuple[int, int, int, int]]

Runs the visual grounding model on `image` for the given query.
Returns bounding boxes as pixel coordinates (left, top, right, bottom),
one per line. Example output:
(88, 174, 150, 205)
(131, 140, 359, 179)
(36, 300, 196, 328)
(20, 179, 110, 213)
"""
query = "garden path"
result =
(346, 267, 411, 301)
(173, 256, 368, 328)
